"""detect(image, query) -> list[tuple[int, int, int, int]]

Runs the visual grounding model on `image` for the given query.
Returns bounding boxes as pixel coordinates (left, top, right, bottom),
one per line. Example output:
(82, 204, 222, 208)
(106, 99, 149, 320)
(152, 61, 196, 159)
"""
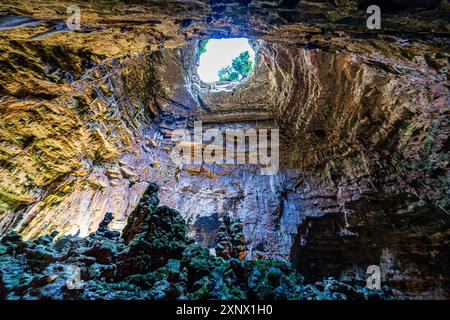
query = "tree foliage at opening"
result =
(218, 51, 253, 82)
(198, 40, 209, 55)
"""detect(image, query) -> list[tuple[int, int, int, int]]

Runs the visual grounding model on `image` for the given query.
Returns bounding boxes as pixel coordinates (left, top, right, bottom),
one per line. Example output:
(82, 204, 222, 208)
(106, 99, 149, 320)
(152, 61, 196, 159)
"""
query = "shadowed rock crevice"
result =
(291, 192, 450, 298)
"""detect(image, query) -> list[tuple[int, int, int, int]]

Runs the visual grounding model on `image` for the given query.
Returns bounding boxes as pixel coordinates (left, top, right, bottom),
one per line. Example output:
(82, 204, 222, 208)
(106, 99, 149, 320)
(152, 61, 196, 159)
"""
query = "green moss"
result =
(0, 183, 395, 300)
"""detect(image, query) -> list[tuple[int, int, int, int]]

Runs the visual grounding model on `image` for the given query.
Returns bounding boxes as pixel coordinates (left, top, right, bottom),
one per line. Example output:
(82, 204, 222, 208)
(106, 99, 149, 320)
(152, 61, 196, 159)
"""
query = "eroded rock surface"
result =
(0, 0, 448, 299)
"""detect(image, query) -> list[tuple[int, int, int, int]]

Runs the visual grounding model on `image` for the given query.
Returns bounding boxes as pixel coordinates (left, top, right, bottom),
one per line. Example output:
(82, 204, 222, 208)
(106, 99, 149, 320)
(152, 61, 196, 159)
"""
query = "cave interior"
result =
(0, 0, 449, 300)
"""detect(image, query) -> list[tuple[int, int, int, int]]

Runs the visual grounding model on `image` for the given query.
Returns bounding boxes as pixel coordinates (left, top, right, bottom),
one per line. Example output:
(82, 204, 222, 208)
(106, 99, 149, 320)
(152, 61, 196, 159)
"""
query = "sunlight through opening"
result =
(197, 38, 255, 83)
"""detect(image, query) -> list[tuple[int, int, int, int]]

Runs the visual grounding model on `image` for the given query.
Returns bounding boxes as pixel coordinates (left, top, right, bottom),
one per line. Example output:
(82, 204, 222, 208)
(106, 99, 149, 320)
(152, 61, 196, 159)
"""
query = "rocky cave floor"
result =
(0, 183, 394, 300)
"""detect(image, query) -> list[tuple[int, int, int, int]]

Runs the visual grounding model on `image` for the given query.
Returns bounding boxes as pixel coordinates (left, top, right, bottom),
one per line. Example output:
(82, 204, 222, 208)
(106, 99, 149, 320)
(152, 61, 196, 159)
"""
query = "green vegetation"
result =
(218, 51, 253, 82)
(0, 183, 394, 300)
(198, 40, 209, 55)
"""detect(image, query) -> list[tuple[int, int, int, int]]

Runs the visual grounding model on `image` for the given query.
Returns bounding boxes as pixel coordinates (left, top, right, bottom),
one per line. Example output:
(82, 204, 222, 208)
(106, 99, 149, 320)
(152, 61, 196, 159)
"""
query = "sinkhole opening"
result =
(196, 38, 256, 84)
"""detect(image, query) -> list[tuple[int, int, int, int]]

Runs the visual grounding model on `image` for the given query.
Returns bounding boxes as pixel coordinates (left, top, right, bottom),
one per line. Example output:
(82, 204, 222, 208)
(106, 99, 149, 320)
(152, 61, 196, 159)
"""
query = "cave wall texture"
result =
(0, 0, 449, 298)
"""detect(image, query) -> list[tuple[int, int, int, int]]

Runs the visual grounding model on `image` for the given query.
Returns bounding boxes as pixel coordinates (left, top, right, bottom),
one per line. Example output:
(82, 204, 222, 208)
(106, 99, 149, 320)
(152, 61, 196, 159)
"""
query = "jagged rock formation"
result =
(0, 183, 394, 300)
(0, 0, 449, 299)
(215, 216, 246, 260)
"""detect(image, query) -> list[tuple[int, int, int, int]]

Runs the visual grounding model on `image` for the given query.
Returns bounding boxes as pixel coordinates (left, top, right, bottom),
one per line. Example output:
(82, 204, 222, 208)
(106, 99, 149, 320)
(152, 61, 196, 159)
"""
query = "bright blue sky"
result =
(197, 38, 255, 83)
